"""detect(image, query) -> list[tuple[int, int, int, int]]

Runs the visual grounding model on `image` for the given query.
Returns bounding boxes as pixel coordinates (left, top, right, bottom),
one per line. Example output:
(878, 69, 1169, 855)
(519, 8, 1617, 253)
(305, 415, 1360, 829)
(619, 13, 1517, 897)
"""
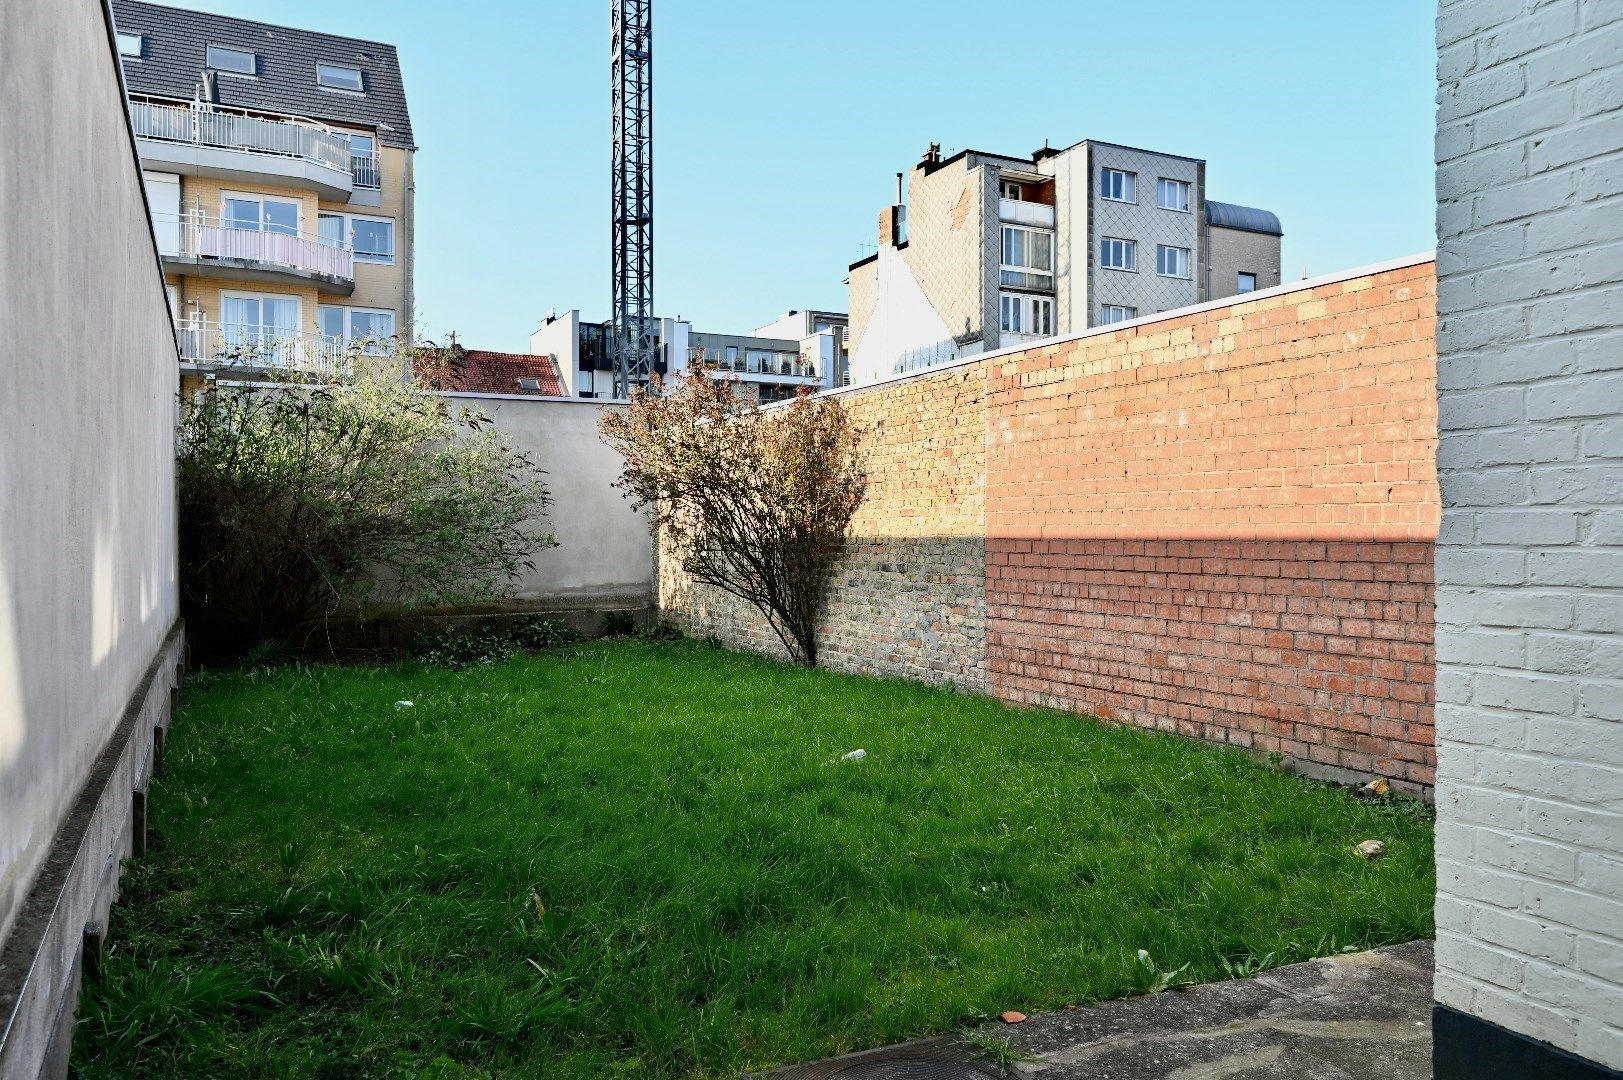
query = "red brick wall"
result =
(986, 258, 1439, 792)
(662, 258, 1440, 793)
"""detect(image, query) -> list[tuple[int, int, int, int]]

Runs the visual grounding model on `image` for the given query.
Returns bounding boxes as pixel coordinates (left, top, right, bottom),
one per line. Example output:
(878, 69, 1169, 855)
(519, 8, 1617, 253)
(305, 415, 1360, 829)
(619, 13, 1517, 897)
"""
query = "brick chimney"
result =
(878, 205, 903, 248)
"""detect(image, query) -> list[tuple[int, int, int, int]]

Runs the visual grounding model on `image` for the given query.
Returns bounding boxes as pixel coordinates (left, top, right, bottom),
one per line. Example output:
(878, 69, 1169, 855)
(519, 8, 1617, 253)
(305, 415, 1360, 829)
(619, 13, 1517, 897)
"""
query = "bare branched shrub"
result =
(600, 368, 866, 666)
(178, 365, 554, 658)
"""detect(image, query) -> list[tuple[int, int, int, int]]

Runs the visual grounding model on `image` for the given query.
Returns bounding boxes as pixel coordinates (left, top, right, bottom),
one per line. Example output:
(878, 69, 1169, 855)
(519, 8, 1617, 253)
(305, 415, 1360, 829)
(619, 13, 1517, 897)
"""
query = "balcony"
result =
(129, 98, 380, 203)
(153, 212, 354, 293)
(999, 198, 1055, 228)
(175, 320, 359, 378)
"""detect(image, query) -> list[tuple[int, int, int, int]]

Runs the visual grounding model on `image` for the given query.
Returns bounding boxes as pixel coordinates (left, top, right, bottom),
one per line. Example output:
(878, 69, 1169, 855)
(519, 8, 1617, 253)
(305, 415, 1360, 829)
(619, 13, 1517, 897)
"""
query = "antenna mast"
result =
(610, 0, 654, 397)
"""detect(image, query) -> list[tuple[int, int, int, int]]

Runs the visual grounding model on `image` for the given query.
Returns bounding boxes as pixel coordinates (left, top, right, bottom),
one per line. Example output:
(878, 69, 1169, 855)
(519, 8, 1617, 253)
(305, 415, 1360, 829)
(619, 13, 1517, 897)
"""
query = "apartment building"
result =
(112, 0, 414, 378)
(531, 310, 848, 402)
(846, 140, 1281, 385)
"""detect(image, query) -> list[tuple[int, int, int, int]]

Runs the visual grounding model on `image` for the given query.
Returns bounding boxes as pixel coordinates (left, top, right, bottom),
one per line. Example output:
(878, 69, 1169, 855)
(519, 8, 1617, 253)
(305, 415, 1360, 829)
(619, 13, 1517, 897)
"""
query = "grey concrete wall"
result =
(1433, 0, 1623, 1071)
(0, 0, 182, 1072)
(444, 394, 653, 610)
(1206, 225, 1282, 300)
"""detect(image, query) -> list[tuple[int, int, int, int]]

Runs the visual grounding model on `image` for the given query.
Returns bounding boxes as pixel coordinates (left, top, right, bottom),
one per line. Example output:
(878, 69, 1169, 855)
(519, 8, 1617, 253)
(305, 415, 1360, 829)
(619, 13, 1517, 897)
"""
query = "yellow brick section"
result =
(660, 362, 990, 688)
(845, 259, 877, 367)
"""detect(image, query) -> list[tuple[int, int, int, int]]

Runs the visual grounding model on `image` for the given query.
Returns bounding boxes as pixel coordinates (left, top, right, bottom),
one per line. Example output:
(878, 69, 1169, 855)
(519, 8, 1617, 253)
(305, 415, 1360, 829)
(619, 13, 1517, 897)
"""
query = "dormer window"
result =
(206, 44, 255, 74)
(317, 62, 364, 92)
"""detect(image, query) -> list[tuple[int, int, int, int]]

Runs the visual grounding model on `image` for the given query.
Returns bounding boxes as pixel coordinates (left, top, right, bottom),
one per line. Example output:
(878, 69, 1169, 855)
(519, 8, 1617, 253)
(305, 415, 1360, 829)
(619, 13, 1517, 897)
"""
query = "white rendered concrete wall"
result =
(848, 244, 958, 386)
(530, 310, 581, 397)
(442, 395, 652, 609)
(1434, 0, 1623, 1069)
(0, 0, 180, 954)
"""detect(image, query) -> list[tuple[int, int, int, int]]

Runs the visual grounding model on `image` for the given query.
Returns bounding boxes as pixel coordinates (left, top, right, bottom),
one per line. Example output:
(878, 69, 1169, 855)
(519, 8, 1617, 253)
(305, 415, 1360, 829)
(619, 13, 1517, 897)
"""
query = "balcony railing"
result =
(350, 151, 380, 189)
(154, 212, 354, 281)
(999, 198, 1056, 228)
(175, 320, 358, 377)
(688, 351, 819, 379)
(129, 98, 379, 189)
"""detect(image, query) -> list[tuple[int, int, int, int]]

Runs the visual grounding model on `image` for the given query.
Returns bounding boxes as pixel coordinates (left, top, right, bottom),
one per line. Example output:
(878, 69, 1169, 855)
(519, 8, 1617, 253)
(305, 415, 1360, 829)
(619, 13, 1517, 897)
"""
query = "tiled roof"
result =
(111, 0, 415, 148)
(415, 350, 567, 397)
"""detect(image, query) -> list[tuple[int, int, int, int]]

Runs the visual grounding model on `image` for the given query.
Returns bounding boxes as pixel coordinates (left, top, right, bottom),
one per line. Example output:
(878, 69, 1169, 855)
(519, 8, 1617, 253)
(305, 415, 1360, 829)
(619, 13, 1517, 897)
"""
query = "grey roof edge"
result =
(1205, 200, 1284, 236)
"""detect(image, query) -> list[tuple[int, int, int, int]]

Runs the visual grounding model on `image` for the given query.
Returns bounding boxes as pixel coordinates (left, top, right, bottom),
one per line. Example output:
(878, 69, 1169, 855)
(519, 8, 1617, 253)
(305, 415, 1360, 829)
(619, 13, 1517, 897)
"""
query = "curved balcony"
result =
(175, 320, 358, 378)
(129, 97, 380, 203)
(153, 213, 355, 293)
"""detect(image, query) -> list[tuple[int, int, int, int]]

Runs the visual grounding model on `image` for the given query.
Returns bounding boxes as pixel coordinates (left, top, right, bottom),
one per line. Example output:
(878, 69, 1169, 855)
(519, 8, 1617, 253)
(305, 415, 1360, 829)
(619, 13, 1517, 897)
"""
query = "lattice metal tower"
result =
(610, 0, 654, 397)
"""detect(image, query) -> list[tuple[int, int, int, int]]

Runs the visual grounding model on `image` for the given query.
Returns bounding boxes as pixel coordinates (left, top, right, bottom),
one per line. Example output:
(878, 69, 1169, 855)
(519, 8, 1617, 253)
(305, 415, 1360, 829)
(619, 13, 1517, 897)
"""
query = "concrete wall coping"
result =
(812, 249, 1437, 406)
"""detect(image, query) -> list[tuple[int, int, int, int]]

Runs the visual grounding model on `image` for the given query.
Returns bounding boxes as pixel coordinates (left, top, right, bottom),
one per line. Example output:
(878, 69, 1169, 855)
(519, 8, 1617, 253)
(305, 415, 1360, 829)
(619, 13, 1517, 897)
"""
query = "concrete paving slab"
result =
(748, 941, 1434, 1080)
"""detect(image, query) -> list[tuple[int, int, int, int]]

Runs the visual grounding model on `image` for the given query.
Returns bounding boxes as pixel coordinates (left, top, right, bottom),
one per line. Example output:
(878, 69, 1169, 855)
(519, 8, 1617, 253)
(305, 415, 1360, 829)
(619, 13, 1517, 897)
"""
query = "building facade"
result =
(531, 310, 848, 402)
(846, 140, 1281, 385)
(112, 0, 415, 379)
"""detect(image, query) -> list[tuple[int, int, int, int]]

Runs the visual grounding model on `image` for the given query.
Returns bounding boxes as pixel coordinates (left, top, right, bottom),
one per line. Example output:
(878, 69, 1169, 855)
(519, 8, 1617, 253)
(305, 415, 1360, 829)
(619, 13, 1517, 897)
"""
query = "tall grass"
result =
(74, 639, 1434, 1077)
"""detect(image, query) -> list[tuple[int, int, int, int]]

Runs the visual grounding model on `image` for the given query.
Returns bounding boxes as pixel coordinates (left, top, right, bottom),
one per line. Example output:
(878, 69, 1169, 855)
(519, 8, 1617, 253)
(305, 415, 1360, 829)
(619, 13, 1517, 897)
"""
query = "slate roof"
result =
(1205, 200, 1283, 237)
(110, 0, 415, 148)
(415, 350, 567, 397)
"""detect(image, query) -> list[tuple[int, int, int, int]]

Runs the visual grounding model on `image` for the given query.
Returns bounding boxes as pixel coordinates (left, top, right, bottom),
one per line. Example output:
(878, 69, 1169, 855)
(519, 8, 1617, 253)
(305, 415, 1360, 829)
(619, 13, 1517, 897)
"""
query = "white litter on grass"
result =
(394, 700, 414, 710)
(840, 748, 866, 762)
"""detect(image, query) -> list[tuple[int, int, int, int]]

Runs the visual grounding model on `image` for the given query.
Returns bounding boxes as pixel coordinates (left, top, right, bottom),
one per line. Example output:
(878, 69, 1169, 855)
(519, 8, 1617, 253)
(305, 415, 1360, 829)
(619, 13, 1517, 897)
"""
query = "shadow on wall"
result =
(662, 527, 1437, 799)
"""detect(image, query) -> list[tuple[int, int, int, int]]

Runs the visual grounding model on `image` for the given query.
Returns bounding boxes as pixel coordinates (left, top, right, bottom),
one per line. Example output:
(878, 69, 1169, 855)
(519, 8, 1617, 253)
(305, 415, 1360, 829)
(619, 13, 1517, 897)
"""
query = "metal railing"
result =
(175, 320, 357, 377)
(152, 212, 354, 281)
(688, 350, 819, 379)
(350, 150, 380, 189)
(129, 97, 378, 188)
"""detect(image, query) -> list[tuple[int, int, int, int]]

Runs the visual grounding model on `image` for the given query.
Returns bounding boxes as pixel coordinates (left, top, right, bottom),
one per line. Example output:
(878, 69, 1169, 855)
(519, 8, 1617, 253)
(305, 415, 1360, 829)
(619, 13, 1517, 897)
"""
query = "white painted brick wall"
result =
(1435, 0, 1623, 1068)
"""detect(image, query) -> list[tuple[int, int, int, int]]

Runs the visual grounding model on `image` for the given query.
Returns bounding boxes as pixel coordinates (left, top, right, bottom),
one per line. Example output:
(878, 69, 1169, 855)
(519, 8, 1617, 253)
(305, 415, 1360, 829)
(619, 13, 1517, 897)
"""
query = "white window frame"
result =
(1101, 304, 1138, 324)
(1031, 296, 1053, 337)
(316, 62, 364, 92)
(221, 190, 302, 233)
(1100, 168, 1136, 203)
(1238, 272, 1258, 293)
(1156, 244, 1192, 279)
(319, 304, 395, 353)
(219, 290, 302, 351)
(1100, 236, 1136, 272)
(117, 31, 143, 58)
(1000, 224, 1055, 289)
(1000, 293, 1054, 337)
(206, 44, 256, 75)
(319, 212, 395, 263)
(1001, 181, 1025, 201)
(1156, 177, 1191, 213)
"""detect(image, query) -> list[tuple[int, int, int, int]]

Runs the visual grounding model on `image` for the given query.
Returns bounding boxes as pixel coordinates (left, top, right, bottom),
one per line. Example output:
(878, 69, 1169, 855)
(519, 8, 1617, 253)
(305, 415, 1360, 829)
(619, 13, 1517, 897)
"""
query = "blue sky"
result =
(173, 0, 1438, 349)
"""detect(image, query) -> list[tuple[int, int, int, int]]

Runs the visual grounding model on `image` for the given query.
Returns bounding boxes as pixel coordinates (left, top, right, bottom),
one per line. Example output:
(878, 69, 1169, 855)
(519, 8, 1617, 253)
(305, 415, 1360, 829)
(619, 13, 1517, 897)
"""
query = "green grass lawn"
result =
(73, 638, 1434, 1078)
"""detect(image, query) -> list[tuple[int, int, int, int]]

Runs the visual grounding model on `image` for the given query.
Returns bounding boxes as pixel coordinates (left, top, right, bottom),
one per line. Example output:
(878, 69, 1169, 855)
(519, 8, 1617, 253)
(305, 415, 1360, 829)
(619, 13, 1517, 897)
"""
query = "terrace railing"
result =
(153, 212, 354, 281)
(129, 97, 379, 189)
(175, 320, 356, 378)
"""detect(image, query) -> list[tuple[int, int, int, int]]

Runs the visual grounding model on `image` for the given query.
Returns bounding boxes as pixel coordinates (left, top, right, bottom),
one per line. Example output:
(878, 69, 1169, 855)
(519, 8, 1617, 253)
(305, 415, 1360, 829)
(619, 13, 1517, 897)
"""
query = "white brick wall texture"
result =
(1435, 0, 1623, 1068)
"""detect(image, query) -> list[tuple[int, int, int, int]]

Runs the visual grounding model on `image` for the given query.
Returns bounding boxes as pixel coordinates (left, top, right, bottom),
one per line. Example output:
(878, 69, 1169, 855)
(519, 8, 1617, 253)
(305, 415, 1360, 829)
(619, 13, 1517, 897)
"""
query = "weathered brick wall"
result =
(986, 258, 1439, 792)
(660, 362, 989, 690)
(662, 259, 1440, 793)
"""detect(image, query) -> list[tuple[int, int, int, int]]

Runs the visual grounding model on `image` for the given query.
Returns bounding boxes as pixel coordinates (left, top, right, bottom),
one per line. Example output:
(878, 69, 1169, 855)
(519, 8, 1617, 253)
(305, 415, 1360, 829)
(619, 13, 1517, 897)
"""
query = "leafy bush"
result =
(412, 616, 582, 669)
(599, 610, 638, 638)
(510, 616, 582, 651)
(599, 369, 866, 666)
(178, 371, 554, 659)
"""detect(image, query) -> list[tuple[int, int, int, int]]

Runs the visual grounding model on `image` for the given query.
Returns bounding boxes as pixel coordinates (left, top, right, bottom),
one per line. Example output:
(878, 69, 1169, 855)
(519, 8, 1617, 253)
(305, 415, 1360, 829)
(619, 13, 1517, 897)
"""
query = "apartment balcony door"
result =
(222, 293, 300, 365)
